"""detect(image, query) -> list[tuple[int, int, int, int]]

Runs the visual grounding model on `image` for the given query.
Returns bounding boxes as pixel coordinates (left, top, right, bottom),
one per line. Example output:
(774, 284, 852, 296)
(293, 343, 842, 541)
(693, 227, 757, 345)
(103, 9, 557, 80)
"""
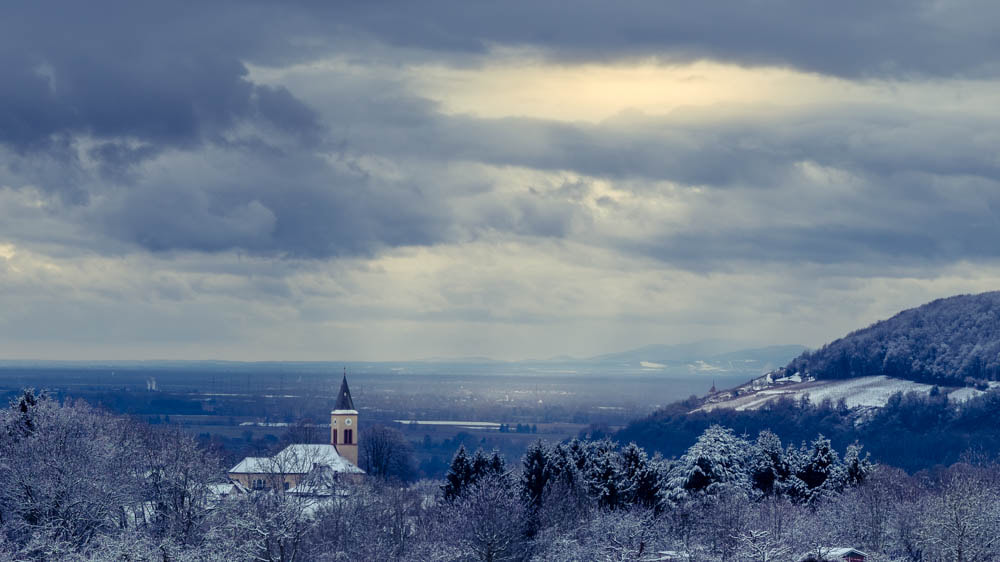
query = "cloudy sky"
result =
(2, 1, 999, 361)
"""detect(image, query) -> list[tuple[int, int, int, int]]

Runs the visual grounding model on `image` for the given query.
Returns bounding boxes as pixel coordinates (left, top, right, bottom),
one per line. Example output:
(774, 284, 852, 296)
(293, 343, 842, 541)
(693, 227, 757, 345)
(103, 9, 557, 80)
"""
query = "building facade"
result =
(228, 374, 364, 492)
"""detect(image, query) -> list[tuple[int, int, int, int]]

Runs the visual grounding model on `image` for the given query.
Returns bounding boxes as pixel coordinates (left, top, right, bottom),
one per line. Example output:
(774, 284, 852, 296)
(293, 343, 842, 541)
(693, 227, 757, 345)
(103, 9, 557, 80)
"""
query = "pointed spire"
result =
(335, 371, 355, 410)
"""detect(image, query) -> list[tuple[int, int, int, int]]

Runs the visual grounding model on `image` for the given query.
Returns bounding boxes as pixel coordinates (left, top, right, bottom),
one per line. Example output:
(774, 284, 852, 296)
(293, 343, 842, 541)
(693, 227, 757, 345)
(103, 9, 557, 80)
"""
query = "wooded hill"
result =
(785, 291, 1000, 385)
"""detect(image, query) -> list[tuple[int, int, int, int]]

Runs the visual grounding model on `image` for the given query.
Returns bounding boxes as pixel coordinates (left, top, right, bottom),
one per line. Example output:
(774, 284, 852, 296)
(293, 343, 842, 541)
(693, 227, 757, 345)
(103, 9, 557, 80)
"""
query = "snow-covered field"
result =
(698, 375, 985, 412)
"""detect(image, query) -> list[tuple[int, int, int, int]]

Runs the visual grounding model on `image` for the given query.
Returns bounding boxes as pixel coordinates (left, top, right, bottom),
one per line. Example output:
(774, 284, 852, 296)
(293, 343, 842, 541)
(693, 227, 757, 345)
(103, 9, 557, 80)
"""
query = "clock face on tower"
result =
(345, 418, 352, 426)
(331, 419, 337, 425)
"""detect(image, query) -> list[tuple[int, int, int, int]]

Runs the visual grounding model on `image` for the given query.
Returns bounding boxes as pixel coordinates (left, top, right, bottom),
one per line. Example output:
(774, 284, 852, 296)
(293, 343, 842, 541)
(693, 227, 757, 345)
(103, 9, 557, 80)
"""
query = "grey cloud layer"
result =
(335, 0, 1000, 78)
(2, 1, 1000, 270)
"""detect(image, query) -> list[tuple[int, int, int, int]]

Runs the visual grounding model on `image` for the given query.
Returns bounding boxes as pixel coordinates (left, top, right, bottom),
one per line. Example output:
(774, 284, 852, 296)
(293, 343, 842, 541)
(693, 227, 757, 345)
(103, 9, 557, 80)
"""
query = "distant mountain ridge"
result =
(588, 343, 806, 365)
(0, 343, 805, 379)
(785, 291, 1000, 385)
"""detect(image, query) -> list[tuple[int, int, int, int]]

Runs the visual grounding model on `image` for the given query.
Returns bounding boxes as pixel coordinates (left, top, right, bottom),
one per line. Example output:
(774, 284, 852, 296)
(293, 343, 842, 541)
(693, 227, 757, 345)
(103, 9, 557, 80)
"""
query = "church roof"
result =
(335, 374, 355, 410)
(228, 444, 364, 475)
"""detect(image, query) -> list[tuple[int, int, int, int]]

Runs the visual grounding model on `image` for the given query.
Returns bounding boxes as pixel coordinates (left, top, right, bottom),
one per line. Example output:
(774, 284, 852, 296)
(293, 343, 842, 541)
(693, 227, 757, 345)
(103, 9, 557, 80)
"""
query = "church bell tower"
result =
(330, 372, 359, 466)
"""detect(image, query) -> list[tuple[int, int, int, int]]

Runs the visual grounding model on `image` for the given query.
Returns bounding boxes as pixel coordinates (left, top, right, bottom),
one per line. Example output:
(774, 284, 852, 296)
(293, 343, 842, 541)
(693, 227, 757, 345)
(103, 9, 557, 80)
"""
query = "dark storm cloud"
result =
(2, 0, 996, 158)
(0, 1, 451, 257)
(335, 0, 1000, 78)
(91, 148, 449, 258)
(0, 2, 323, 153)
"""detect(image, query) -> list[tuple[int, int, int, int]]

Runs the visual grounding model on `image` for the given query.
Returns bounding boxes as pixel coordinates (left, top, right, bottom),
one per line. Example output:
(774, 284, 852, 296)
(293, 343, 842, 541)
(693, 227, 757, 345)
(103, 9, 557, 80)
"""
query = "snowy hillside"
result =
(697, 373, 995, 412)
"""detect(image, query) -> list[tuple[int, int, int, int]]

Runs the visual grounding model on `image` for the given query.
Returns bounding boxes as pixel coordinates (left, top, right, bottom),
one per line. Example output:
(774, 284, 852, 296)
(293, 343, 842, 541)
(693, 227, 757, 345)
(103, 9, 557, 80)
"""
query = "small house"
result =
(799, 547, 867, 562)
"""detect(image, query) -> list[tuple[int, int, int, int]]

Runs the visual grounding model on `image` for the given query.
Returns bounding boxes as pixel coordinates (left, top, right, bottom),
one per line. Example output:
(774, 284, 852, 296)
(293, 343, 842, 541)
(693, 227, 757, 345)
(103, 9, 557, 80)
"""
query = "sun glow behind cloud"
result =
(407, 57, 857, 121)
(253, 52, 1000, 126)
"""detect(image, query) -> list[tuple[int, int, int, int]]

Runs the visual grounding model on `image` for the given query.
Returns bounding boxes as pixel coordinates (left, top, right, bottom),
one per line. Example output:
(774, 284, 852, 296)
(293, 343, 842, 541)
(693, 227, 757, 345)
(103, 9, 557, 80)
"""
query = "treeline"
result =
(444, 427, 870, 515)
(784, 291, 1000, 384)
(401, 429, 999, 561)
(9, 389, 1000, 560)
(619, 388, 1000, 472)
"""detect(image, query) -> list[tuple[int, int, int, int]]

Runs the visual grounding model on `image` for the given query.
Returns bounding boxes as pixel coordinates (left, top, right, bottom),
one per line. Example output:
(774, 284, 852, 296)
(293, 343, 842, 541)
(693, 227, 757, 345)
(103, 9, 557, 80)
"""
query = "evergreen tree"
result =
(584, 439, 626, 509)
(750, 430, 789, 496)
(666, 425, 752, 501)
(471, 448, 490, 480)
(567, 438, 590, 473)
(488, 449, 507, 477)
(842, 443, 874, 487)
(794, 435, 841, 503)
(10, 388, 42, 438)
(442, 445, 474, 501)
(619, 442, 664, 511)
(520, 440, 550, 510)
(545, 443, 583, 493)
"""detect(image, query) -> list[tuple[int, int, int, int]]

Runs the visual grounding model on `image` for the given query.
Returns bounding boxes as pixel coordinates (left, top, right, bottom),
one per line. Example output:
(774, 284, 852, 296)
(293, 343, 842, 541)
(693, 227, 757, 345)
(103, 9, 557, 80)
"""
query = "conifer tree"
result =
(585, 439, 626, 509)
(842, 443, 873, 487)
(619, 442, 663, 511)
(666, 425, 752, 501)
(471, 448, 490, 480)
(751, 430, 789, 496)
(442, 445, 473, 501)
(487, 449, 506, 477)
(520, 440, 550, 510)
(794, 435, 840, 503)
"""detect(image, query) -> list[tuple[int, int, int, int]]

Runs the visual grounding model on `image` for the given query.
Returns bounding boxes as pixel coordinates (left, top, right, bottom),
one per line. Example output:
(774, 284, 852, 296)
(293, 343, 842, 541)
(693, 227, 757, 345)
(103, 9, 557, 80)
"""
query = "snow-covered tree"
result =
(521, 439, 550, 511)
(917, 468, 1000, 562)
(842, 443, 874, 487)
(666, 425, 753, 501)
(583, 439, 629, 509)
(442, 445, 474, 501)
(619, 442, 665, 511)
(791, 435, 843, 504)
(750, 430, 789, 497)
(445, 475, 527, 562)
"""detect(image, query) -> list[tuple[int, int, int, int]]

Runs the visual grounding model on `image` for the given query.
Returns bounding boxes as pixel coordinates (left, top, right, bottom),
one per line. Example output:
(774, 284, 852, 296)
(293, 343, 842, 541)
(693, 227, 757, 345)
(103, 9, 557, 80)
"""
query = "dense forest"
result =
(784, 291, 1000, 384)
(617, 386, 1000, 472)
(6, 390, 1000, 561)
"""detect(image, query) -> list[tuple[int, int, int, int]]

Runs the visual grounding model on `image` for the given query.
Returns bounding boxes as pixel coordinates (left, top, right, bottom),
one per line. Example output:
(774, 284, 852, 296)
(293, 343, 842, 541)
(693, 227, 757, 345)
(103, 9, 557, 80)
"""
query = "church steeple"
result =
(331, 370, 359, 466)
(335, 371, 355, 410)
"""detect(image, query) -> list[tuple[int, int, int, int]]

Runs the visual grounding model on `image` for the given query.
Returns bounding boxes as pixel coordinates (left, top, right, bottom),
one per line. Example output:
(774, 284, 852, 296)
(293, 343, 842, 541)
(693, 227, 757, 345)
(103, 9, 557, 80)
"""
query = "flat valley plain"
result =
(0, 359, 760, 477)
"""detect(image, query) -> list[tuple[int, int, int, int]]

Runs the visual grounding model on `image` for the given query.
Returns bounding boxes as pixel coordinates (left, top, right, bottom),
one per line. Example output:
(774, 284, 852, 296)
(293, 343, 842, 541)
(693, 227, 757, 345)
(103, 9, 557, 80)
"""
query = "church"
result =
(228, 374, 365, 492)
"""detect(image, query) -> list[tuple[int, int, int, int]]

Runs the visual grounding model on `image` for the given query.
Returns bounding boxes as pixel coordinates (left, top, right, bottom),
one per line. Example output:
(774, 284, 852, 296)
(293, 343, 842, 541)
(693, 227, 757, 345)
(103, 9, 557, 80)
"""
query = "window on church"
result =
(253, 478, 264, 490)
(332, 429, 337, 444)
(345, 429, 353, 444)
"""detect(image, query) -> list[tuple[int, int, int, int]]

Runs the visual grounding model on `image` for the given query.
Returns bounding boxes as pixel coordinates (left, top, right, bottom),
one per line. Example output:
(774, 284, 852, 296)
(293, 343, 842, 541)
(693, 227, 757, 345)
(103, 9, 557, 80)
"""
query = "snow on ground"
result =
(698, 375, 986, 413)
(800, 376, 933, 408)
(691, 360, 724, 372)
(393, 420, 501, 427)
(947, 387, 984, 402)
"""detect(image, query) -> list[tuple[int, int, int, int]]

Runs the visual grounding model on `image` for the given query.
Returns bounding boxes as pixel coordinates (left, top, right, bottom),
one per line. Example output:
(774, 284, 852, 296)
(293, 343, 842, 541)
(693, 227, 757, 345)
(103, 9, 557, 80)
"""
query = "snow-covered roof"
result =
(229, 456, 272, 474)
(208, 482, 246, 496)
(825, 548, 866, 557)
(229, 444, 364, 475)
(643, 552, 686, 562)
(798, 547, 867, 561)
